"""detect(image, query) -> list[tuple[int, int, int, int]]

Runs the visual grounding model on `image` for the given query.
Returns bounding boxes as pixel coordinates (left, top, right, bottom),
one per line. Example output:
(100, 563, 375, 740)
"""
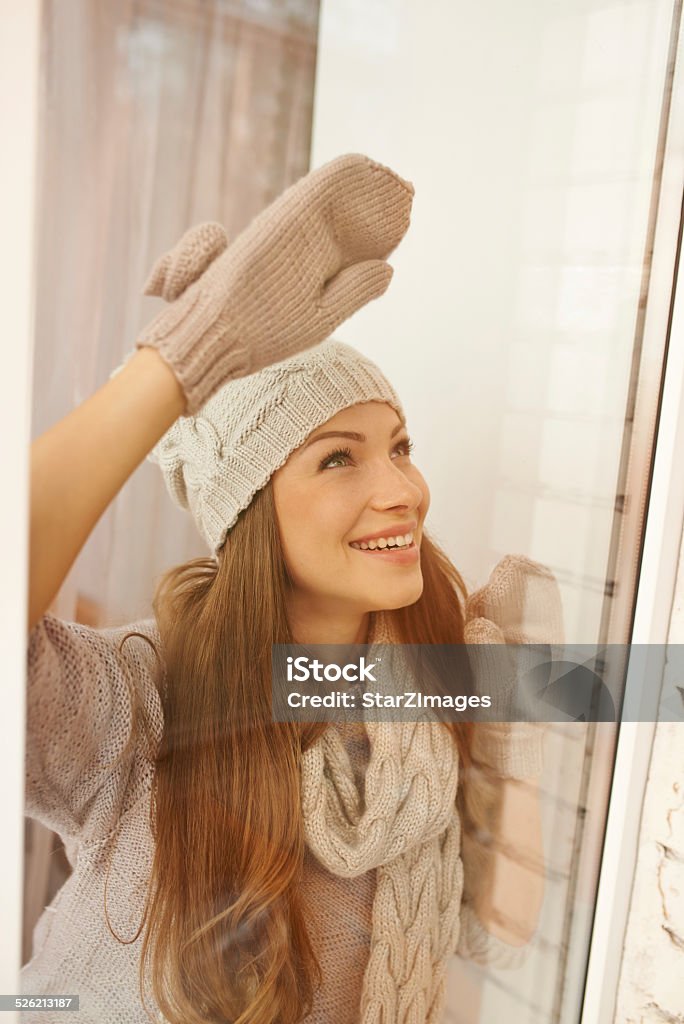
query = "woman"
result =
(26, 154, 562, 1024)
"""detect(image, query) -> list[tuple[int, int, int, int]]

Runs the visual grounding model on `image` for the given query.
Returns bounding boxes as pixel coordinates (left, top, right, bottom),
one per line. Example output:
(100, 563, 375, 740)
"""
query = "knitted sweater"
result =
(22, 599, 546, 1023)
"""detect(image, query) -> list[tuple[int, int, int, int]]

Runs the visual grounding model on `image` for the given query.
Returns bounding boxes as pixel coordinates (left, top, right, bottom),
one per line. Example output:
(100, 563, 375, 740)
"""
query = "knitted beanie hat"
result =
(147, 338, 405, 555)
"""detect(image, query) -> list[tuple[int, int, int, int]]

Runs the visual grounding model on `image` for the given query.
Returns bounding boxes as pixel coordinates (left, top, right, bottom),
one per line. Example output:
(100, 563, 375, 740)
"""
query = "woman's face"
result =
(271, 401, 430, 636)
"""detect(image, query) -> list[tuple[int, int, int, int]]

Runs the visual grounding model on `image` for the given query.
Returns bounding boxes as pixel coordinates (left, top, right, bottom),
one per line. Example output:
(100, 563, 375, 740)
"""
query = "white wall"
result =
(616, 718, 684, 1019)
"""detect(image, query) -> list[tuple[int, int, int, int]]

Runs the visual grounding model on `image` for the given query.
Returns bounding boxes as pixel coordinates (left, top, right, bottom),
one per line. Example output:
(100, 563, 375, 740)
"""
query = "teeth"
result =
(350, 532, 414, 551)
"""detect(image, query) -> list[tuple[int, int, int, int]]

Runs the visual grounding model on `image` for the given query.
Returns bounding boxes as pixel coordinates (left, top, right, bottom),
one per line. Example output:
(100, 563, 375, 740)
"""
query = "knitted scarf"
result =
(300, 609, 462, 1024)
(299, 553, 564, 1023)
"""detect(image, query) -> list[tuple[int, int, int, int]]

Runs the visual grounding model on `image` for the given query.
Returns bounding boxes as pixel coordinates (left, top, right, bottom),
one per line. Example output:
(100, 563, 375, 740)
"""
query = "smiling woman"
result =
(24, 154, 558, 1024)
(140, 332, 554, 1023)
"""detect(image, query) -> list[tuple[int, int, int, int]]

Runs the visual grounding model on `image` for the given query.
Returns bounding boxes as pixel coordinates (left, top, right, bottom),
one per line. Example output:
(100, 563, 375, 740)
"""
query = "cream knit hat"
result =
(148, 338, 405, 555)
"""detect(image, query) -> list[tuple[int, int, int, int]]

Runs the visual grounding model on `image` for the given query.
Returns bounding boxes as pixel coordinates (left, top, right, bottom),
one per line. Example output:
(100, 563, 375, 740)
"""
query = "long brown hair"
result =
(124, 480, 473, 1024)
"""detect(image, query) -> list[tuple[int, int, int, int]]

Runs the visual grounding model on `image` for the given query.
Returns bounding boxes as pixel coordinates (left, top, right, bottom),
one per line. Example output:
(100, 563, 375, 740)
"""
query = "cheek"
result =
(278, 522, 324, 589)
(410, 467, 431, 516)
(277, 487, 351, 566)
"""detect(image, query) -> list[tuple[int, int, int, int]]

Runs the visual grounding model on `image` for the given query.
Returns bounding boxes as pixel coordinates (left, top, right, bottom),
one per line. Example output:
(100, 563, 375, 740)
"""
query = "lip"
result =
(349, 521, 418, 545)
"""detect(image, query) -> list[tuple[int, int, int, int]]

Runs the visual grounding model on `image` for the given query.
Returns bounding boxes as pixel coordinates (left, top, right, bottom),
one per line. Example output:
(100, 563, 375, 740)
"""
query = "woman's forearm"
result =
(471, 774, 545, 946)
(28, 346, 186, 632)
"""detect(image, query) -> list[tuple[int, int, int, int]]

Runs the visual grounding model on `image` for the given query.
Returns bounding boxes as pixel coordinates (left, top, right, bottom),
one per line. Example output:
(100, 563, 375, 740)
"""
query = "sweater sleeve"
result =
(25, 613, 164, 847)
(457, 554, 564, 966)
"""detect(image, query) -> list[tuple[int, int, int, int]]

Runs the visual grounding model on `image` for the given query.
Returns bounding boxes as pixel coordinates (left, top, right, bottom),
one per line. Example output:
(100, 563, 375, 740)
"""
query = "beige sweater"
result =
(22, 607, 543, 1023)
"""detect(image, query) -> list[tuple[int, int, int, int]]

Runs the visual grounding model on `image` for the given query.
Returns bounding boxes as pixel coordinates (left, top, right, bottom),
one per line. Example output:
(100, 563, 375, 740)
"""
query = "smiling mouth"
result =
(351, 540, 417, 552)
(348, 540, 419, 558)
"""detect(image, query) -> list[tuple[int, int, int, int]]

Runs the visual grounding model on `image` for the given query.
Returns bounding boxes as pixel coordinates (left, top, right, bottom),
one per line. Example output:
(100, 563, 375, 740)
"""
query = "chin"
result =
(370, 579, 424, 612)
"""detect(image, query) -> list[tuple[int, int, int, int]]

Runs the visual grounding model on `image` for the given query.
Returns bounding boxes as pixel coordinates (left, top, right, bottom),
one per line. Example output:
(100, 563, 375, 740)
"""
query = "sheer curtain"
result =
(25, 0, 319, 963)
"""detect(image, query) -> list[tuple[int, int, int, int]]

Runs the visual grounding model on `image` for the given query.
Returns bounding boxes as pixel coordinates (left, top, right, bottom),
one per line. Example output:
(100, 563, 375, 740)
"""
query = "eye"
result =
(319, 446, 354, 470)
(394, 436, 415, 458)
(318, 437, 415, 471)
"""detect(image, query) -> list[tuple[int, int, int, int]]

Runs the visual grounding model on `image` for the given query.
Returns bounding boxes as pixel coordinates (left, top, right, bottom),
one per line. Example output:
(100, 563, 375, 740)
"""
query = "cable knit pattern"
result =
(302, 713, 461, 1022)
(22, 555, 562, 1022)
(134, 153, 414, 415)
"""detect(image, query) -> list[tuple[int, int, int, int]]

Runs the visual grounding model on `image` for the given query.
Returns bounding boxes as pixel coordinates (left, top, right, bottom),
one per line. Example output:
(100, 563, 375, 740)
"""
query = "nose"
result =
(368, 458, 424, 514)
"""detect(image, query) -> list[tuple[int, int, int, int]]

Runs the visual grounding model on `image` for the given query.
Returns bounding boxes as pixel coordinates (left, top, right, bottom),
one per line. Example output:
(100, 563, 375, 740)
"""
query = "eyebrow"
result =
(303, 420, 407, 450)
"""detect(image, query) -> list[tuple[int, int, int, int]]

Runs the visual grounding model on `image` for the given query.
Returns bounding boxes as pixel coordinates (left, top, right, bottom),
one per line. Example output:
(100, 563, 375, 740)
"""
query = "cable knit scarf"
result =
(300, 606, 461, 1023)
(299, 554, 565, 1024)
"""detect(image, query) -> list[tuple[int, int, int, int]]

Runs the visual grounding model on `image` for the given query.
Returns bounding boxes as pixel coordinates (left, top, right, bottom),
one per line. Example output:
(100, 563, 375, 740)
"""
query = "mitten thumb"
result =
(143, 222, 229, 302)
(319, 259, 393, 324)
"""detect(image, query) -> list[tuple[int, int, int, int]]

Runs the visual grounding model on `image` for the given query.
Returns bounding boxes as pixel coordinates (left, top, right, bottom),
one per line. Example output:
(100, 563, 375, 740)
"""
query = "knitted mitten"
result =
(455, 556, 563, 972)
(464, 554, 564, 778)
(136, 153, 414, 415)
(465, 554, 564, 648)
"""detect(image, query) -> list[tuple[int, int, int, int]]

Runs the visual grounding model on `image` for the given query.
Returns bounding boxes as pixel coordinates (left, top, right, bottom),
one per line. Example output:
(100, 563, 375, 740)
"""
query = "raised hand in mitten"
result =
(464, 554, 565, 778)
(465, 554, 564, 648)
(136, 153, 414, 415)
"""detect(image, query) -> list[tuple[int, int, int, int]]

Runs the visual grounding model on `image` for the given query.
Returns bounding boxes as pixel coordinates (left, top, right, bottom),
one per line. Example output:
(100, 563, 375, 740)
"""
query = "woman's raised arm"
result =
(28, 347, 185, 632)
(28, 153, 414, 632)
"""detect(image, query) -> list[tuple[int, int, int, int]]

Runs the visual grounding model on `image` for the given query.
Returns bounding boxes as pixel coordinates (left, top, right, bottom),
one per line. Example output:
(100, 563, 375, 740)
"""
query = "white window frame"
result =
(0, 2, 42, 1019)
(580, 9, 684, 1020)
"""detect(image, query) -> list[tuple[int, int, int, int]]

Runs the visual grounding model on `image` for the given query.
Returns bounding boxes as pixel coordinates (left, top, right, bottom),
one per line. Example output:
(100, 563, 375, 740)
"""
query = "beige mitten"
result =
(465, 554, 564, 648)
(456, 555, 564, 969)
(136, 153, 414, 415)
(464, 554, 564, 778)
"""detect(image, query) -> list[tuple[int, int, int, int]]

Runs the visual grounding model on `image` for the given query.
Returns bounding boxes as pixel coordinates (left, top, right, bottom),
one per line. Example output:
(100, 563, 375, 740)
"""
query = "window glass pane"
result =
(310, 1, 678, 1020)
